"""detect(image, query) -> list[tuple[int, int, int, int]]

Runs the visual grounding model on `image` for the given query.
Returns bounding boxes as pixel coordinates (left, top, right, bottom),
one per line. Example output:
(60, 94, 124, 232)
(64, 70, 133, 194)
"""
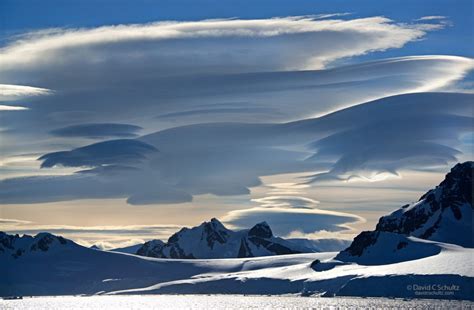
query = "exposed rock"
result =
(335, 161, 473, 265)
(135, 218, 307, 259)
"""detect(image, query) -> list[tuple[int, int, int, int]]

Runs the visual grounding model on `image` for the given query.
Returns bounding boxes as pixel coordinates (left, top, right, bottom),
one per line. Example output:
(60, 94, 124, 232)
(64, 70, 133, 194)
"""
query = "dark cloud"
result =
(1, 92, 471, 205)
(39, 139, 157, 168)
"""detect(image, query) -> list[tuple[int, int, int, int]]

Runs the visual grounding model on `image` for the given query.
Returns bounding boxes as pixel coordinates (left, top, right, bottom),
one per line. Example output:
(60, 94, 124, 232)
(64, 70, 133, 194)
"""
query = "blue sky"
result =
(0, 0, 472, 248)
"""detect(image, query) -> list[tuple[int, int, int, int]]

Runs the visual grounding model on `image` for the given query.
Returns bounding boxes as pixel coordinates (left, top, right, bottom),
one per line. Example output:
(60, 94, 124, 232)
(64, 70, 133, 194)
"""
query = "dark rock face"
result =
(342, 231, 379, 257)
(337, 161, 473, 262)
(203, 218, 230, 248)
(375, 161, 473, 242)
(135, 240, 165, 257)
(248, 222, 273, 238)
(0, 232, 17, 252)
(238, 238, 253, 258)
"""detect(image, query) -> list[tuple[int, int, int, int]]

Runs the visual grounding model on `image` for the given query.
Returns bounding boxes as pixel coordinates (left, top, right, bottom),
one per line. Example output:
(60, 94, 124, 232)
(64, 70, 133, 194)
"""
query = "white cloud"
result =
(0, 84, 51, 100)
(0, 15, 472, 210)
(416, 16, 447, 21)
(0, 84, 52, 110)
(222, 206, 364, 237)
(0, 16, 441, 74)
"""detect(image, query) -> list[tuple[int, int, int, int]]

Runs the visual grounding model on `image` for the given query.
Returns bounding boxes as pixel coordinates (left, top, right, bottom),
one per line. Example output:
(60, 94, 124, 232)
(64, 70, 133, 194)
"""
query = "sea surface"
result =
(1, 295, 473, 310)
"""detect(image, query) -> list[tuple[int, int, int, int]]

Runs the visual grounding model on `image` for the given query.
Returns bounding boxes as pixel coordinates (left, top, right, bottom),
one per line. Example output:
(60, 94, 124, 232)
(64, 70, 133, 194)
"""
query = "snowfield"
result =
(2, 236, 472, 300)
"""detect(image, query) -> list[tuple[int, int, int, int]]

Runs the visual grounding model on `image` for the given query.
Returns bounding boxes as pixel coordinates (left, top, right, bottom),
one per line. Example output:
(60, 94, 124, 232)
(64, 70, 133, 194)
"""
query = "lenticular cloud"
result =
(0, 15, 473, 207)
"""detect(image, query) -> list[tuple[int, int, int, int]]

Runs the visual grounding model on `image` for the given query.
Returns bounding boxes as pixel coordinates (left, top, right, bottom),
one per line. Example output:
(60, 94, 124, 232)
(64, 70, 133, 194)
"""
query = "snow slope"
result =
(109, 244, 144, 254)
(1, 231, 472, 300)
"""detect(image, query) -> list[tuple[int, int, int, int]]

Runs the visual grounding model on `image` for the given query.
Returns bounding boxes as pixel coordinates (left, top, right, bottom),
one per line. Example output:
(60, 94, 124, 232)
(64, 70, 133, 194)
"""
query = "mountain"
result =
(288, 238, 351, 252)
(336, 161, 473, 264)
(109, 243, 144, 254)
(135, 240, 165, 257)
(134, 218, 312, 259)
(0, 232, 82, 260)
(1, 230, 472, 299)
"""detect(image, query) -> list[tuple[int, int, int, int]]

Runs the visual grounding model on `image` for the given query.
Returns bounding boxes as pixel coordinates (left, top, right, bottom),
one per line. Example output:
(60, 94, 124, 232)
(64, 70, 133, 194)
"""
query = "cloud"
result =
(416, 16, 447, 21)
(0, 16, 442, 76)
(0, 218, 32, 225)
(251, 196, 319, 209)
(306, 92, 473, 182)
(0, 84, 51, 100)
(222, 207, 364, 237)
(0, 84, 51, 110)
(2, 92, 471, 205)
(50, 123, 142, 139)
(39, 139, 157, 168)
(0, 56, 471, 157)
(0, 16, 473, 206)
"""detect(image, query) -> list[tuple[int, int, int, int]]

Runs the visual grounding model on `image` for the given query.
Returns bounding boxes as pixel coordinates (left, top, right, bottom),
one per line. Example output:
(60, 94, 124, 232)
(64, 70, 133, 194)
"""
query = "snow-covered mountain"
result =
(336, 161, 473, 264)
(2, 229, 472, 300)
(134, 219, 311, 259)
(110, 243, 144, 254)
(135, 239, 165, 257)
(0, 232, 82, 260)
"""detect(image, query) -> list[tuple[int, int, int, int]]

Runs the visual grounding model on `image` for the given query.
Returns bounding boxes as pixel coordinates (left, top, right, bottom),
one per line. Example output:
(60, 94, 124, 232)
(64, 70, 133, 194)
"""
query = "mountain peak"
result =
(373, 161, 473, 247)
(1, 232, 75, 259)
(248, 221, 273, 238)
(338, 161, 474, 262)
(136, 239, 165, 257)
(135, 218, 305, 259)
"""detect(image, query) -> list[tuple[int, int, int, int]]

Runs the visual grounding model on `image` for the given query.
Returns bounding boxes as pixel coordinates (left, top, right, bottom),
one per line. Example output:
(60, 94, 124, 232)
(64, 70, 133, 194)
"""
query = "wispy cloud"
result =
(0, 16, 442, 73)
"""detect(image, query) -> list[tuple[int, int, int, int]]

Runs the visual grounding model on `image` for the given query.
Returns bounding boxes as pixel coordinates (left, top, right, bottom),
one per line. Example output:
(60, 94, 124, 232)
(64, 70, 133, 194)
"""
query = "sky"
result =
(0, 0, 473, 249)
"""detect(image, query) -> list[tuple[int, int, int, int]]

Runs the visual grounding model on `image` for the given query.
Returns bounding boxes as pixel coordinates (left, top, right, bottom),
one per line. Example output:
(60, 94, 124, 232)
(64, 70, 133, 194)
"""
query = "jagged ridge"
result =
(135, 218, 309, 259)
(337, 161, 473, 263)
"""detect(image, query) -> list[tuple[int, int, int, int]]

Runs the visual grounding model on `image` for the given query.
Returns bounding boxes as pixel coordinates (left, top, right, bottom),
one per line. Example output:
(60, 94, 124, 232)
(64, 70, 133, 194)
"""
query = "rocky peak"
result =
(201, 218, 230, 248)
(375, 161, 473, 244)
(248, 222, 273, 238)
(135, 218, 307, 259)
(30, 233, 68, 252)
(338, 161, 474, 262)
(0, 232, 72, 259)
(135, 239, 165, 257)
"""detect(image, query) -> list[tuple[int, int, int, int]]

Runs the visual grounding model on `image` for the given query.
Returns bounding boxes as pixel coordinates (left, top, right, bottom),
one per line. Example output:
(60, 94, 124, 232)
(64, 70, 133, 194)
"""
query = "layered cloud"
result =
(0, 16, 442, 76)
(0, 15, 472, 214)
(0, 15, 471, 163)
(222, 207, 363, 237)
(50, 123, 142, 139)
(0, 92, 472, 205)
